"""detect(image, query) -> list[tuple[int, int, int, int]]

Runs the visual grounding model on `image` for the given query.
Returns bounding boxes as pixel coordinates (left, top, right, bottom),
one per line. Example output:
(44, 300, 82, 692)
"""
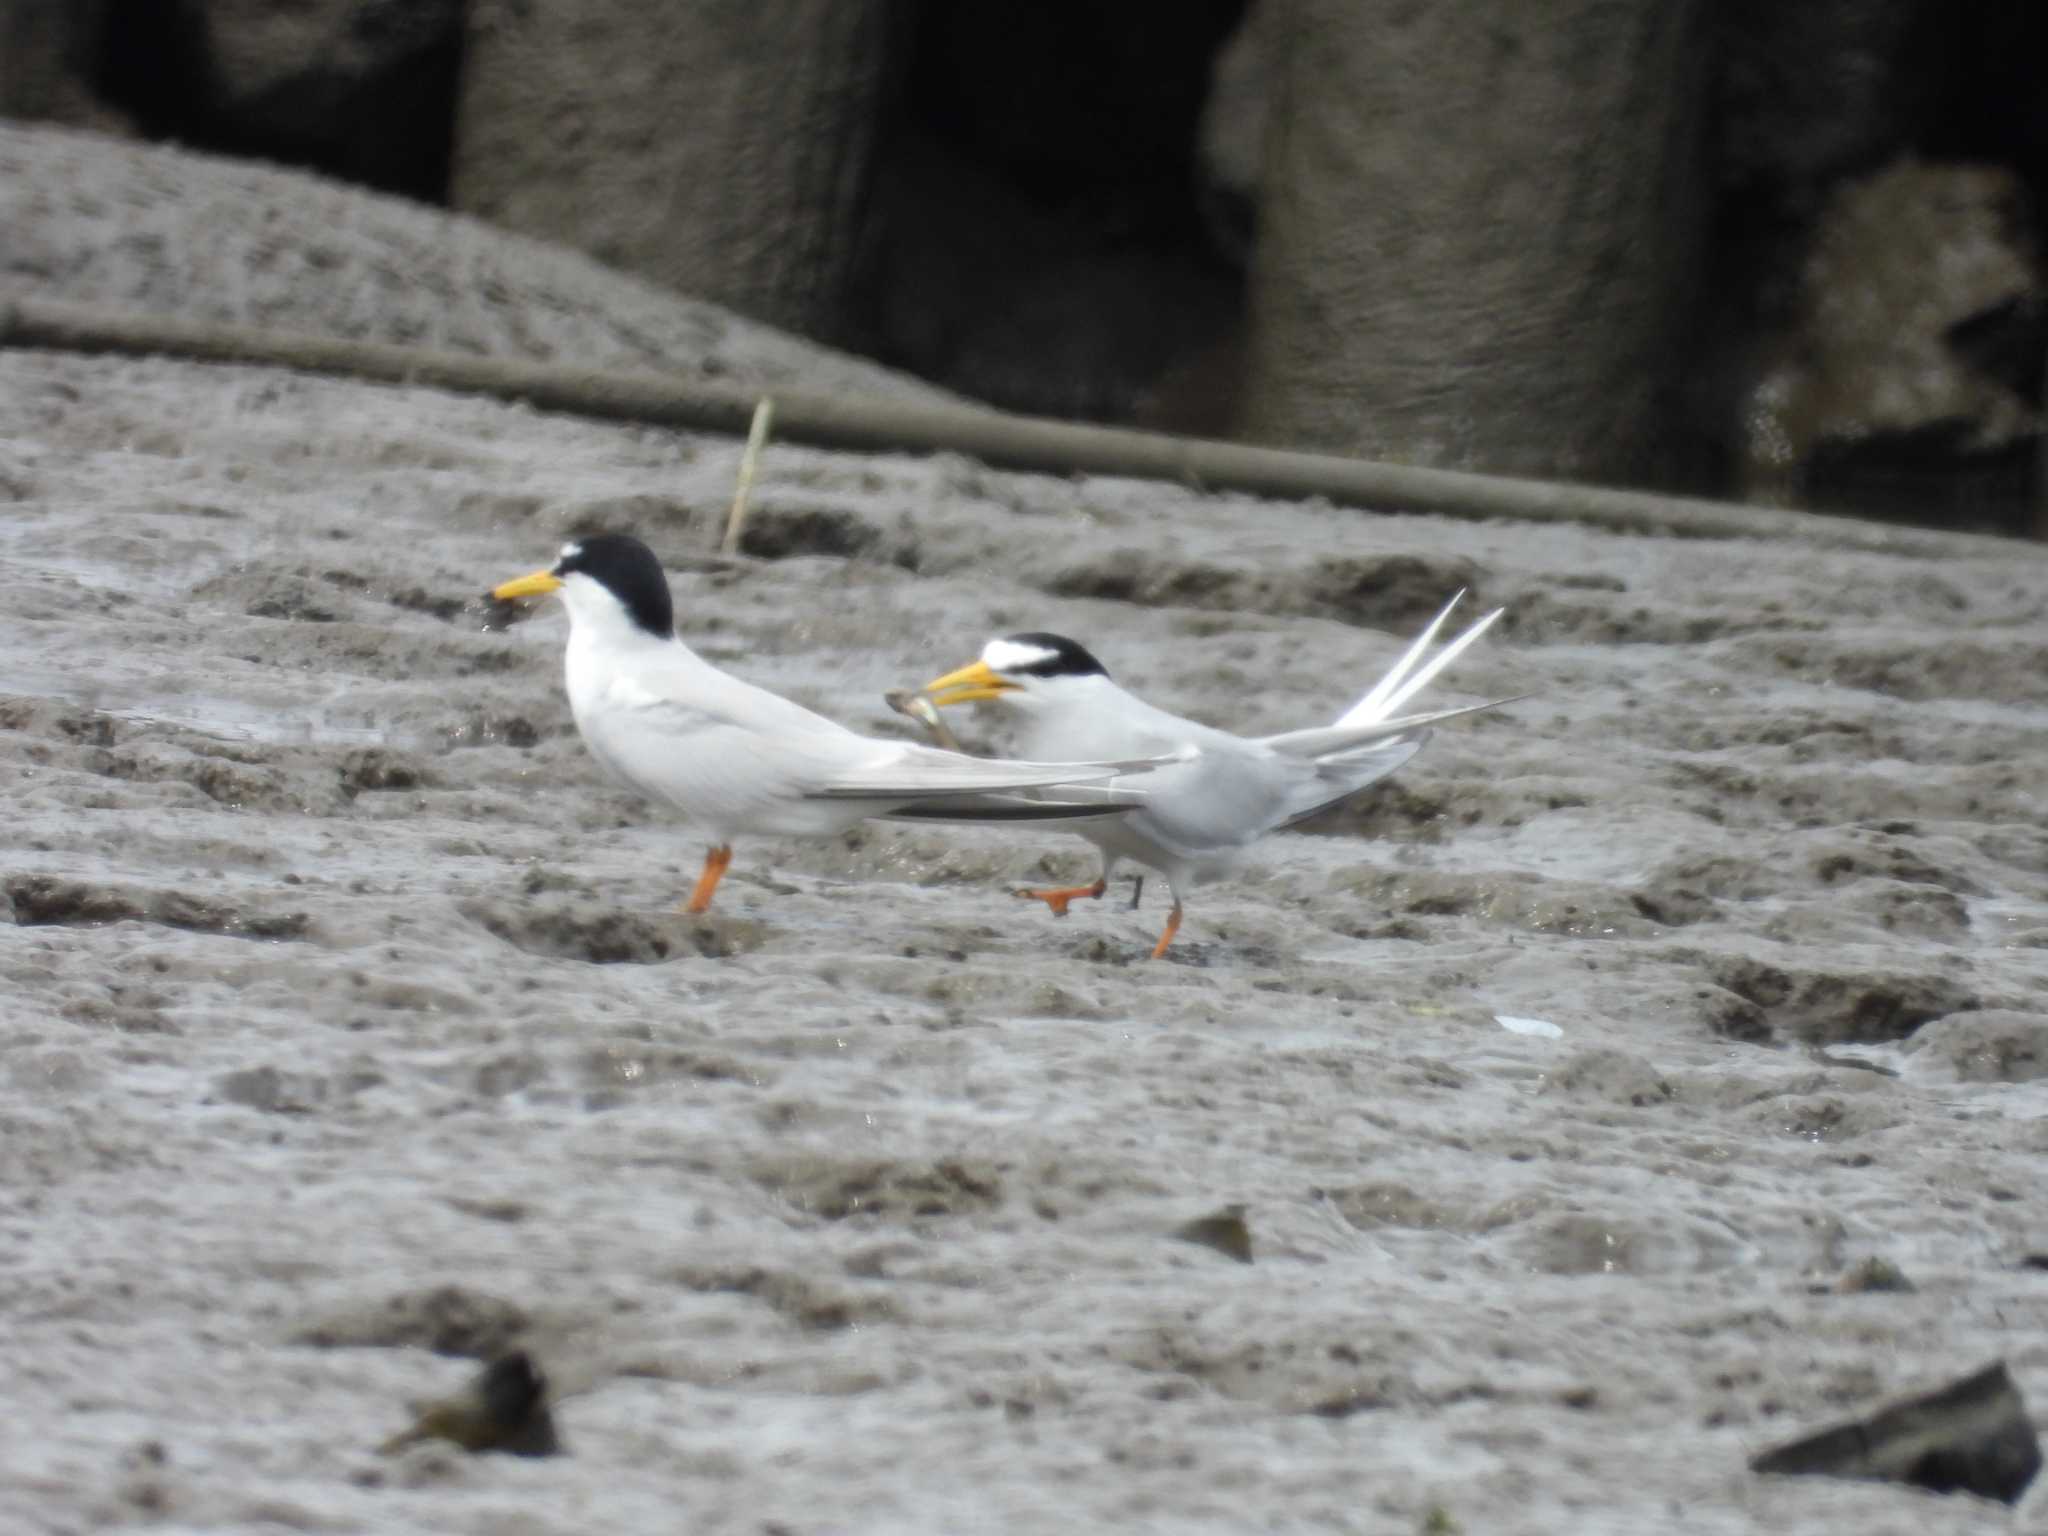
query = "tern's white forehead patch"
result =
(982, 637, 1059, 673)
(558, 541, 582, 563)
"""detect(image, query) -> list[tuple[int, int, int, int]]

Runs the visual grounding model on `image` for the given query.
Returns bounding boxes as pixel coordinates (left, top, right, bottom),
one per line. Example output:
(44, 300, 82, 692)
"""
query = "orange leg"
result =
(682, 844, 734, 914)
(1148, 900, 1184, 960)
(1017, 877, 1108, 918)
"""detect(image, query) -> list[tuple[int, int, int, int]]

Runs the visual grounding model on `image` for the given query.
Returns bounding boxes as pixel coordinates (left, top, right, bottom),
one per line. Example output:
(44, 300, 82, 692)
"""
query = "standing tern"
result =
(491, 534, 1169, 915)
(916, 596, 1510, 958)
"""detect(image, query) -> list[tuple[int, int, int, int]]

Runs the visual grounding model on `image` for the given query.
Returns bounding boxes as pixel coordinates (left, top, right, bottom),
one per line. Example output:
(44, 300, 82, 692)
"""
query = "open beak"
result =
(492, 568, 563, 600)
(920, 659, 1018, 707)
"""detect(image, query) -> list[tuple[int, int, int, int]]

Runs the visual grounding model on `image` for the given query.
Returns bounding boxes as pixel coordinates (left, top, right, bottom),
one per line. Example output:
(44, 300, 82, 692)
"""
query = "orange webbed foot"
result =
(1016, 877, 1108, 918)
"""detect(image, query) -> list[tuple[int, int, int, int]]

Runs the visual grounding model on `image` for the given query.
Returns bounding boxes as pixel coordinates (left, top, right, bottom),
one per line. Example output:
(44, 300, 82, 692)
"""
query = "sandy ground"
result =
(4, 127, 2048, 1535)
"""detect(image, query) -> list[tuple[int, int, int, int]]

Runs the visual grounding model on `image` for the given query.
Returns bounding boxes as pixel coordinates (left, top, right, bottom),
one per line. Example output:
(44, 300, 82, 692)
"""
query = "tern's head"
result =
(492, 533, 675, 640)
(921, 632, 1111, 712)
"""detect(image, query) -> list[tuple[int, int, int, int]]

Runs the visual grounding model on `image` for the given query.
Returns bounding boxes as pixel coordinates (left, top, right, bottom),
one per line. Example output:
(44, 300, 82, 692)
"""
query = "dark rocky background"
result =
(2, 0, 2044, 534)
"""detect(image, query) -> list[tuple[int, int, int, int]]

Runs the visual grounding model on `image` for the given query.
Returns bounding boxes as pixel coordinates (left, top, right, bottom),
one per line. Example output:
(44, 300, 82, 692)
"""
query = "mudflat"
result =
(3, 126, 2047, 1535)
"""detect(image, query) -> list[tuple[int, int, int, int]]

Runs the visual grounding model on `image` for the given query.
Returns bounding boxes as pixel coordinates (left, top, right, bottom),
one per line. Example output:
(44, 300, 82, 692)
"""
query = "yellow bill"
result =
(920, 659, 1017, 707)
(492, 568, 563, 600)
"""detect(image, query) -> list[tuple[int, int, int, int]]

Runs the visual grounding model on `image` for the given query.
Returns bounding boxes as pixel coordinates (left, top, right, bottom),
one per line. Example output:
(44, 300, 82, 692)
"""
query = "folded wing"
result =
(581, 684, 1165, 834)
(805, 741, 1172, 802)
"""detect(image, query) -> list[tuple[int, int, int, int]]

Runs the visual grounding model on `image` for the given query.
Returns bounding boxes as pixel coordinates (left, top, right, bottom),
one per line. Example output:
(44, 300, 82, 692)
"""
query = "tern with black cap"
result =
(492, 533, 1172, 916)
(917, 595, 1511, 958)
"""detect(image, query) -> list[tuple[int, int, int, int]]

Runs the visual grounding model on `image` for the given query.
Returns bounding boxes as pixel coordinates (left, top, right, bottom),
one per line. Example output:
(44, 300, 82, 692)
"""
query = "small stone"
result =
(1835, 1256, 1916, 1294)
(1751, 1360, 2040, 1505)
(1172, 1204, 1253, 1264)
(381, 1351, 561, 1458)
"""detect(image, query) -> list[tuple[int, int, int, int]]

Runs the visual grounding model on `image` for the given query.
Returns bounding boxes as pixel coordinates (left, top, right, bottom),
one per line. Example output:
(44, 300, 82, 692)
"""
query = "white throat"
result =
(558, 573, 664, 648)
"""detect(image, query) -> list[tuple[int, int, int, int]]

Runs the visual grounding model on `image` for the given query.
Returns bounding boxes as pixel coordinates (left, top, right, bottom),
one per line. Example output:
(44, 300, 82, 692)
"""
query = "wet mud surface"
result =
(5, 129, 2048, 1535)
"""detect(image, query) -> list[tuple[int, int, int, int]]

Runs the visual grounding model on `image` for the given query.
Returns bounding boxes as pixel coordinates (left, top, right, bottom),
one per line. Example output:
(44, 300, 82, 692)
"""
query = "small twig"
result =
(884, 688, 964, 753)
(719, 396, 774, 556)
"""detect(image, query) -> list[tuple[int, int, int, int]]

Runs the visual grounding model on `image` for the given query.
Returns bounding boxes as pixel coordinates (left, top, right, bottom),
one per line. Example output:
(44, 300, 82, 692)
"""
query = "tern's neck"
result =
(1008, 675, 1153, 755)
(567, 613, 676, 653)
(559, 584, 678, 650)
(563, 615, 703, 686)
(1028, 675, 1138, 718)
(560, 596, 698, 686)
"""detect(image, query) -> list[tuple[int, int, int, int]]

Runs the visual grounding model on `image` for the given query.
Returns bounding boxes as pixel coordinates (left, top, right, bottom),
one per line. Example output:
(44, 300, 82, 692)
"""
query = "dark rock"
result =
(1834, 1256, 1916, 1294)
(1240, 0, 1711, 485)
(454, 0, 892, 341)
(1172, 1204, 1254, 1264)
(858, 10, 1248, 428)
(1741, 160, 2044, 534)
(1716, 1, 1939, 201)
(380, 1350, 560, 1457)
(103, 0, 464, 201)
(1193, 1, 1265, 266)
(0, 0, 131, 133)
(1751, 1360, 2041, 1505)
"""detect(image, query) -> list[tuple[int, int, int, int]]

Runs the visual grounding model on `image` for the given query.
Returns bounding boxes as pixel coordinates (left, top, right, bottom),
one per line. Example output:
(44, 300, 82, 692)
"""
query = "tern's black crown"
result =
(1002, 632, 1110, 680)
(557, 533, 675, 638)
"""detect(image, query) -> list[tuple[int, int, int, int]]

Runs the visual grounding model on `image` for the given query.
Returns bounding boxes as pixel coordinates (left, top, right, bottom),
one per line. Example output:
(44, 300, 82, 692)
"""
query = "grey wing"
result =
(1123, 745, 1325, 854)
(578, 693, 837, 824)
(1132, 733, 1428, 841)
(1276, 733, 1429, 827)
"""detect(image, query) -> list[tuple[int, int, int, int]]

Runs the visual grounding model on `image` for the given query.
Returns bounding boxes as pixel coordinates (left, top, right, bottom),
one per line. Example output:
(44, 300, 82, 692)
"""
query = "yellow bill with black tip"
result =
(920, 659, 1017, 707)
(492, 568, 562, 600)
